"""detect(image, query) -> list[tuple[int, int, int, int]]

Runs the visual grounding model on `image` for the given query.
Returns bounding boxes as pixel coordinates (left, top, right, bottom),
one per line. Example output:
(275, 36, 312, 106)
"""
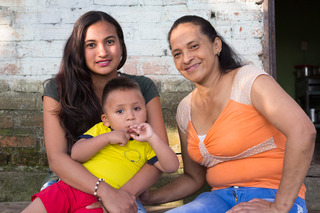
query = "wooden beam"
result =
(263, 0, 277, 79)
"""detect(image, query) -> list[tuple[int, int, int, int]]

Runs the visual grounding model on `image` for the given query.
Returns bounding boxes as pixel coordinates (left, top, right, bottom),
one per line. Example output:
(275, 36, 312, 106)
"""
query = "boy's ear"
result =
(101, 114, 110, 127)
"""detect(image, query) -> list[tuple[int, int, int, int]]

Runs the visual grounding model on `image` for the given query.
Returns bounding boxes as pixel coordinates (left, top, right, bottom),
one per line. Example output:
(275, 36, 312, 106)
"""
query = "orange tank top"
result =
(176, 65, 306, 199)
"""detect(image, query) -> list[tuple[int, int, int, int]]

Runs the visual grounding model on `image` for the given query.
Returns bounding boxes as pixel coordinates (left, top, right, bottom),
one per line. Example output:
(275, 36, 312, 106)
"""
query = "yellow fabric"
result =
(81, 122, 156, 189)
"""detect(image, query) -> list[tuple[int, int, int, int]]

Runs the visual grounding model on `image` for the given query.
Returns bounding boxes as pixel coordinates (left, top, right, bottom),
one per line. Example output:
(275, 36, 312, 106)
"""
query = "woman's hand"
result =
(86, 202, 107, 213)
(138, 187, 152, 205)
(86, 187, 137, 213)
(226, 199, 280, 213)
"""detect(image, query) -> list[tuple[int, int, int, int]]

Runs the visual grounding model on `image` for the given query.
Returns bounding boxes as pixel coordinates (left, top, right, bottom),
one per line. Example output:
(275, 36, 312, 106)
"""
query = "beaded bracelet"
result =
(94, 178, 105, 201)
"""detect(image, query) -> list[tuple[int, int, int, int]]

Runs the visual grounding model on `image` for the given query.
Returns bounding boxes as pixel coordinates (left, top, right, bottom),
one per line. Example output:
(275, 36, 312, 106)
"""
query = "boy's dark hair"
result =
(102, 77, 142, 111)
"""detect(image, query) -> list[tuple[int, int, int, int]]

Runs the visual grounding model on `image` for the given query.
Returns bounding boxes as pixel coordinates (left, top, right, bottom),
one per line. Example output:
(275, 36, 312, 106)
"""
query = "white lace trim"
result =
(200, 137, 277, 167)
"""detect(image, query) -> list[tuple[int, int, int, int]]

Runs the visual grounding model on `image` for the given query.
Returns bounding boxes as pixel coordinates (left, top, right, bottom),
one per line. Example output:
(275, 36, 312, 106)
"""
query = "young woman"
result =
(141, 15, 315, 213)
(39, 11, 168, 213)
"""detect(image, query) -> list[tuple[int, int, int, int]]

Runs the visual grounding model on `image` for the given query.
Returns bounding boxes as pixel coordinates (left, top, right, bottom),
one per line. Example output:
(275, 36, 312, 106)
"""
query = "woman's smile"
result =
(96, 59, 111, 67)
(185, 63, 200, 72)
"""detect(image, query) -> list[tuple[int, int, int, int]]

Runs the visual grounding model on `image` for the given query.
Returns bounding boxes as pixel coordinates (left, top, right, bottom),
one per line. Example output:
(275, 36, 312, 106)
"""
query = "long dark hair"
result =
(168, 15, 244, 73)
(56, 11, 127, 152)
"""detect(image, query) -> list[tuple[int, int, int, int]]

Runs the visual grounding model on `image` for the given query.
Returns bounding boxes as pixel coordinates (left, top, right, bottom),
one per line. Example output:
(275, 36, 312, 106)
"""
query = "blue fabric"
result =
(147, 156, 158, 165)
(40, 179, 59, 191)
(166, 187, 307, 213)
(137, 199, 146, 213)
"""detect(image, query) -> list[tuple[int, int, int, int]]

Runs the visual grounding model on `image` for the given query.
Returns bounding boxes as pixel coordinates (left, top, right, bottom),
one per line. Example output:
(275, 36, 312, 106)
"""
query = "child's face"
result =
(101, 89, 147, 130)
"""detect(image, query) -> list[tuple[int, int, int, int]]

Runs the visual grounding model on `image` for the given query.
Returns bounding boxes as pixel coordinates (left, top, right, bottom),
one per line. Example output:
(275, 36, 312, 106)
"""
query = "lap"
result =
(33, 181, 102, 213)
(36, 180, 146, 213)
(166, 187, 307, 213)
(166, 191, 231, 213)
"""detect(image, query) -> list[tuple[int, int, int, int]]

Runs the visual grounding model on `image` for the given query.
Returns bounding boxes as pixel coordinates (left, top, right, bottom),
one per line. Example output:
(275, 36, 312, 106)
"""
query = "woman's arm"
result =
(229, 75, 315, 213)
(43, 96, 137, 213)
(120, 96, 168, 196)
(141, 126, 207, 204)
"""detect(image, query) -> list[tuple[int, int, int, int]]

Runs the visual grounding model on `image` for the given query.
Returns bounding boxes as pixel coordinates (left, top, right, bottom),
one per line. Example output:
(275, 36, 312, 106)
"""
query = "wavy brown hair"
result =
(56, 11, 127, 153)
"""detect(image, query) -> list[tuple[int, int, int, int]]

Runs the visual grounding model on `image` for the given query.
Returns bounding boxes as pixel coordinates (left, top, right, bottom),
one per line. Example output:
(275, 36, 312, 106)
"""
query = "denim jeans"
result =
(166, 186, 307, 213)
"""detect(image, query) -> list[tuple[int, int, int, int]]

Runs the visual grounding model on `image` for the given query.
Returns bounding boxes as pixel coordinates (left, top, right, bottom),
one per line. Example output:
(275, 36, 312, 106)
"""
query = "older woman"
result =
(142, 15, 315, 213)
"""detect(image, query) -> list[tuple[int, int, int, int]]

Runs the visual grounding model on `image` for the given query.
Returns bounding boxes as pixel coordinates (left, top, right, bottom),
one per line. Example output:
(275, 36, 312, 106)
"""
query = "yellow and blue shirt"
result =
(79, 122, 158, 189)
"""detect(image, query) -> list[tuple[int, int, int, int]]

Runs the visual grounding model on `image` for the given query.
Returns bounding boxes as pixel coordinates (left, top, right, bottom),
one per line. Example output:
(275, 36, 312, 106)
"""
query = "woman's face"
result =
(84, 20, 122, 76)
(169, 23, 220, 84)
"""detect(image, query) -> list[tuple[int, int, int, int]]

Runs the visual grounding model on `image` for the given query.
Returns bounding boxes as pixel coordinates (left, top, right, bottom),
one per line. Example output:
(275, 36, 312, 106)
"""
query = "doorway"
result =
(275, 0, 320, 163)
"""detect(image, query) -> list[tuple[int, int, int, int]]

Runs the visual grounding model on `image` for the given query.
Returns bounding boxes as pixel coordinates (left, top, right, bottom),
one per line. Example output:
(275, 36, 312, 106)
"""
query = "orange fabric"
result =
(187, 100, 306, 199)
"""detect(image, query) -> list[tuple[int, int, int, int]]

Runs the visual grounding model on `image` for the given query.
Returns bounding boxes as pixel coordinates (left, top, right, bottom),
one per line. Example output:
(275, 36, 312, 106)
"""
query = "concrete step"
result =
(1, 202, 320, 213)
(0, 202, 176, 213)
(0, 164, 320, 211)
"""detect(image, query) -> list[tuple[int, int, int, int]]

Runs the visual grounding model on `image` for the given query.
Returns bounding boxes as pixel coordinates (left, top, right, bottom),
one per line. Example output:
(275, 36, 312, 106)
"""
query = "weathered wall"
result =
(0, 0, 264, 201)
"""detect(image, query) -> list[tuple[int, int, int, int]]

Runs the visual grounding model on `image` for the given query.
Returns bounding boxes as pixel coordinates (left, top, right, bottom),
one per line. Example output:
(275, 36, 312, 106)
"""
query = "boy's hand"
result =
(107, 129, 130, 146)
(129, 123, 154, 142)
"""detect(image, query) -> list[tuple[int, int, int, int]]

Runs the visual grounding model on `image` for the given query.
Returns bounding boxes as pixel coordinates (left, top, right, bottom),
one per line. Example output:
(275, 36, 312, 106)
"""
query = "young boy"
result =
(23, 77, 179, 213)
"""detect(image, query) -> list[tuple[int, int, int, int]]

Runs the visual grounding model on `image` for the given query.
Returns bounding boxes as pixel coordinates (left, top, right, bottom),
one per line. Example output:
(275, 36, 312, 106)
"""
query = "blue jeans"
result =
(166, 186, 307, 213)
(41, 180, 146, 213)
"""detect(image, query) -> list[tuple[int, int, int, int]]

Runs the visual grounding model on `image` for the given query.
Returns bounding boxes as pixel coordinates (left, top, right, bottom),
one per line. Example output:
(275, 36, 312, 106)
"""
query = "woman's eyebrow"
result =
(85, 35, 117, 43)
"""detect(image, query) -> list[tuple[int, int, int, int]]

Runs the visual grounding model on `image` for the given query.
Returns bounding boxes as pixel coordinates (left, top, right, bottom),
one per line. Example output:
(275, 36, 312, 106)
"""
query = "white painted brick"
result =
(0, 42, 16, 58)
(37, 24, 73, 41)
(58, 8, 94, 24)
(20, 58, 61, 77)
(0, 14, 12, 25)
(93, 0, 139, 6)
(230, 38, 262, 55)
(0, 60, 21, 75)
(142, 56, 174, 75)
(45, 0, 93, 8)
(121, 24, 139, 40)
(162, 6, 209, 23)
(216, 9, 263, 25)
(186, 1, 227, 10)
(0, 25, 34, 41)
(37, 10, 62, 24)
(0, 0, 265, 83)
(232, 24, 263, 39)
(126, 39, 167, 56)
(215, 25, 233, 39)
(111, 6, 162, 23)
(16, 41, 64, 58)
(136, 22, 172, 40)
(188, 0, 236, 4)
(141, 0, 186, 6)
(0, 0, 40, 7)
(14, 11, 38, 25)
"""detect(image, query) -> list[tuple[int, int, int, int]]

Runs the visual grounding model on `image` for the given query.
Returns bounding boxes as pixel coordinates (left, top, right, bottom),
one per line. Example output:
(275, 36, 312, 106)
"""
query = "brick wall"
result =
(0, 0, 264, 169)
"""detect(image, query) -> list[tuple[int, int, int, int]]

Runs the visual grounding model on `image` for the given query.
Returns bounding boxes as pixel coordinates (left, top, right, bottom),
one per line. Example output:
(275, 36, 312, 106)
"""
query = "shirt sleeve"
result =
(145, 144, 158, 165)
(43, 78, 59, 101)
(176, 93, 192, 134)
(78, 122, 108, 139)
